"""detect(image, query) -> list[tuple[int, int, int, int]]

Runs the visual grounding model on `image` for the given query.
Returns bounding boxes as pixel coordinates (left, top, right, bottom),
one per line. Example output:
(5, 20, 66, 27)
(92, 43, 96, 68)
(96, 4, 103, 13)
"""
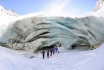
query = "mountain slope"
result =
(0, 5, 19, 25)
(0, 5, 18, 17)
(92, 0, 104, 12)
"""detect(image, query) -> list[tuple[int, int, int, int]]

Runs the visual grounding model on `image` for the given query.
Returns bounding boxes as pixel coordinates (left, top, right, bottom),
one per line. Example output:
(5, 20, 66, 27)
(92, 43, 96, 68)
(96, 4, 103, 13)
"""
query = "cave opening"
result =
(70, 43, 90, 50)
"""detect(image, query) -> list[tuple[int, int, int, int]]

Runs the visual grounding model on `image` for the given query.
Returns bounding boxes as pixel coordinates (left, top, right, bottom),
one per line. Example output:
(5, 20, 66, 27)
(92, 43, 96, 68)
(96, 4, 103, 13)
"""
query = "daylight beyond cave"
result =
(0, 15, 104, 52)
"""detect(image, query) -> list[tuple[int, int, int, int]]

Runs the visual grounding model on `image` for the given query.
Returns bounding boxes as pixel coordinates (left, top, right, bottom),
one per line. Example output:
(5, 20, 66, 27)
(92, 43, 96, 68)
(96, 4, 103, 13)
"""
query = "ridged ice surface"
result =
(0, 15, 104, 52)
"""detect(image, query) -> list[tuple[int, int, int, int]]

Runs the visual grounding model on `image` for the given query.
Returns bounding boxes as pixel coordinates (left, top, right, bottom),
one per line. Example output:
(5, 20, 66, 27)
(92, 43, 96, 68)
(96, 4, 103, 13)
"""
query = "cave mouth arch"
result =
(70, 37, 91, 51)
(70, 43, 90, 50)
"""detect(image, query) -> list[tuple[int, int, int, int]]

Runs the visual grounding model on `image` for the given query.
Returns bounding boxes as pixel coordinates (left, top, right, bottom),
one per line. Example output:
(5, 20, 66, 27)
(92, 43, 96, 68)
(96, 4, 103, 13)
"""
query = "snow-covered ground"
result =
(0, 1, 104, 69)
(0, 44, 104, 70)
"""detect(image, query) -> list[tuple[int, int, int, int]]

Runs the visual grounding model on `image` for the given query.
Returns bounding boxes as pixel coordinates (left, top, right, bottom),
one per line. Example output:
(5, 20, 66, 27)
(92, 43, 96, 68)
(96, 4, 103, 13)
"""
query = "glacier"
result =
(0, 13, 104, 52)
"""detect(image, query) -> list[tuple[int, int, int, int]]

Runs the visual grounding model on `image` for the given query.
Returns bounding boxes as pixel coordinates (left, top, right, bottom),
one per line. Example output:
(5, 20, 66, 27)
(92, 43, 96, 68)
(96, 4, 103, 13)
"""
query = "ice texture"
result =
(0, 15, 104, 52)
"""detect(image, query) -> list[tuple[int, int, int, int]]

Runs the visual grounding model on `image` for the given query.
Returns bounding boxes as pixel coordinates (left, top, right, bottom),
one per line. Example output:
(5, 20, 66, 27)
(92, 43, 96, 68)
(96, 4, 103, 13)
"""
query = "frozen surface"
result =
(0, 44, 104, 70)
(0, 14, 104, 52)
(0, 3, 104, 52)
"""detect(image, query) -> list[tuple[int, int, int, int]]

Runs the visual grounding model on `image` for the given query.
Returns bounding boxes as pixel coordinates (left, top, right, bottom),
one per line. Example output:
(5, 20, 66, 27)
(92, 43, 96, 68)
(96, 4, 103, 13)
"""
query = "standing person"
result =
(47, 49, 50, 58)
(57, 47, 60, 53)
(91, 45, 94, 50)
(57, 44, 61, 53)
(54, 47, 58, 53)
(59, 44, 61, 47)
(52, 47, 55, 54)
(41, 50, 45, 59)
(50, 48, 52, 56)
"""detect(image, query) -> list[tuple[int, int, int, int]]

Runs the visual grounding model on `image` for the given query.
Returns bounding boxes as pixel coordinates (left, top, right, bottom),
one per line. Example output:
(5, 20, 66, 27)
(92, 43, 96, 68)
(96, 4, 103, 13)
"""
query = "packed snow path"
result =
(0, 45, 104, 70)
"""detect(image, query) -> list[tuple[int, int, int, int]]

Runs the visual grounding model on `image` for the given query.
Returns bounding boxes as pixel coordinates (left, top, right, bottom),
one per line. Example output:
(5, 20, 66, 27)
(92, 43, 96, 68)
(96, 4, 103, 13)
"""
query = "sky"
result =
(0, 0, 98, 15)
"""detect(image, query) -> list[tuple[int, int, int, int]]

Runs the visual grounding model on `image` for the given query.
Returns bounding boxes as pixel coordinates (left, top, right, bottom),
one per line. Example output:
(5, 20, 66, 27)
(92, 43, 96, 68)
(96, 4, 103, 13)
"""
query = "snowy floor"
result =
(0, 45, 104, 70)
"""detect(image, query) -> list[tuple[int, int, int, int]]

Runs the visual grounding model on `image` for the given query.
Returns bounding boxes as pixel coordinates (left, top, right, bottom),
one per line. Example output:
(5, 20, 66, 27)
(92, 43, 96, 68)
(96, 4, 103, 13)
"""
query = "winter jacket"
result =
(41, 50, 45, 55)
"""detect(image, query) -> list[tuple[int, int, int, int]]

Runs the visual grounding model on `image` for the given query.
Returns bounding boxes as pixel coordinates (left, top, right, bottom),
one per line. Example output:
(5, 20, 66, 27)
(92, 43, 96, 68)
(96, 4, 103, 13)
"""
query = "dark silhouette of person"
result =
(50, 48, 53, 56)
(41, 50, 45, 59)
(47, 49, 50, 58)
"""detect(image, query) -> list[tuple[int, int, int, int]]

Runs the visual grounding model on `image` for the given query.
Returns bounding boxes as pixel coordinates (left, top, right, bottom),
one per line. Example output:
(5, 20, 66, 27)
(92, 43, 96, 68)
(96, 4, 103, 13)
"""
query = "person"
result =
(90, 45, 94, 50)
(50, 48, 53, 56)
(57, 47, 60, 53)
(54, 47, 58, 53)
(57, 44, 61, 53)
(93, 45, 97, 49)
(59, 44, 61, 47)
(52, 47, 55, 54)
(47, 49, 50, 58)
(41, 50, 45, 59)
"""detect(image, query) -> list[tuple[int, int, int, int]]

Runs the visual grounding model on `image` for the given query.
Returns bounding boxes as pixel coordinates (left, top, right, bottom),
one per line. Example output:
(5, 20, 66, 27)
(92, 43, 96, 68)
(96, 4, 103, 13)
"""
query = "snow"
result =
(0, 1, 104, 70)
(0, 5, 18, 26)
(0, 44, 104, 70)
(92, 0, 104, 12)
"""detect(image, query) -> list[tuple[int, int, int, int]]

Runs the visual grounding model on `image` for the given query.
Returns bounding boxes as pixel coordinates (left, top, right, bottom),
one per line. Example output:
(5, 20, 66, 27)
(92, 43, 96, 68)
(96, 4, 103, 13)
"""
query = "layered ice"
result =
(0, 13, 104, 52)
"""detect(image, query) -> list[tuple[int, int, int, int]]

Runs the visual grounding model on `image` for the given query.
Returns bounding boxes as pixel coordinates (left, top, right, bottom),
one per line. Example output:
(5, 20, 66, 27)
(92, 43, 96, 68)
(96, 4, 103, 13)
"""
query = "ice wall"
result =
(0, 15, 104, 52)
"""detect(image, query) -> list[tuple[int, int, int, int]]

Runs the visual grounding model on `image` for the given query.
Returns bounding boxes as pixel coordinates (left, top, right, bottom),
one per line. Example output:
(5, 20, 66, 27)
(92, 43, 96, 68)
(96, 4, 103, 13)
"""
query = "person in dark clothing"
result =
(59, 44, 61, 47)
(52, 48, 55, 54)
(50, 48, 53, 56)
(47, 49, 50, 58)
(41, 50, 45, 59)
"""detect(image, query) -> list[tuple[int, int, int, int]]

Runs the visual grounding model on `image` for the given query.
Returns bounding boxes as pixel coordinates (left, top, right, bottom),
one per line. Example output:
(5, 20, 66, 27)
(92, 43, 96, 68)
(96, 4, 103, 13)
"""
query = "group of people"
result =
(41, 44, 61, 59)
